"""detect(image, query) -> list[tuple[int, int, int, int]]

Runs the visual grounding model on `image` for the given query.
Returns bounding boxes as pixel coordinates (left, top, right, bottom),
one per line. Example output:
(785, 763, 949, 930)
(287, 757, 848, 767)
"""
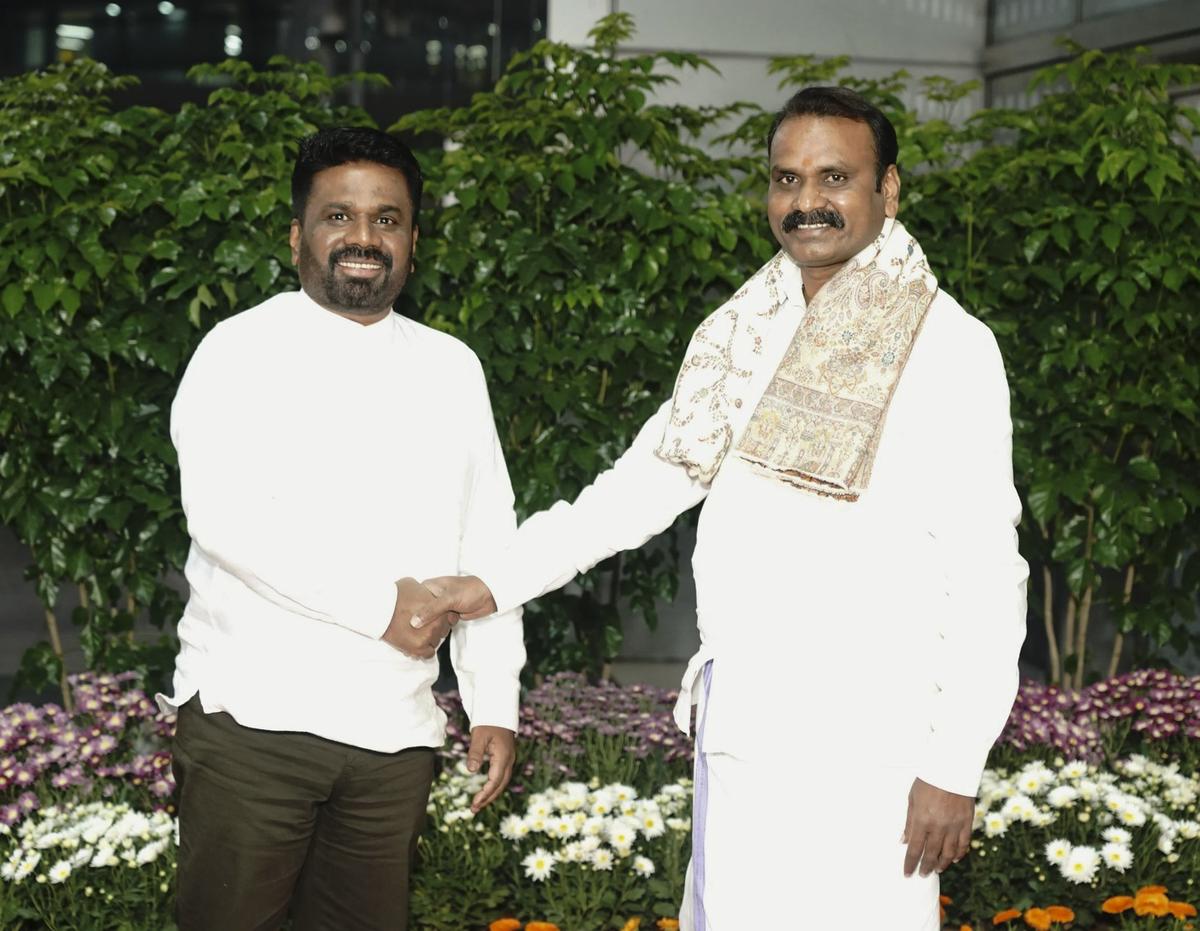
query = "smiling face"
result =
(766, 115, 899, 296)
(289, 160, 419, 323)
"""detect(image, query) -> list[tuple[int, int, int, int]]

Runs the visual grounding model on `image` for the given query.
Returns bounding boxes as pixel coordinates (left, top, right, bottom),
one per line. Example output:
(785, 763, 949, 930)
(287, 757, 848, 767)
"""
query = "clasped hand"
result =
(381, 577, 459, 658)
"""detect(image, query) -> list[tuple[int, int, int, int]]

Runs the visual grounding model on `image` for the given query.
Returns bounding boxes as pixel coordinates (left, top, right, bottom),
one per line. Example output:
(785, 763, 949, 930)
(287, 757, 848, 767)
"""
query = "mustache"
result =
(781, 208, 845, 233)
(329, 245, 393, 271)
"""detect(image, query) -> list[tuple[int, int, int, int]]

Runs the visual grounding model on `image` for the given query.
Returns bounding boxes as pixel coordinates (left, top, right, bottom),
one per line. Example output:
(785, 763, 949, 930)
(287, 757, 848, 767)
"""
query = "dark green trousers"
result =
(172, 697, 435, 931)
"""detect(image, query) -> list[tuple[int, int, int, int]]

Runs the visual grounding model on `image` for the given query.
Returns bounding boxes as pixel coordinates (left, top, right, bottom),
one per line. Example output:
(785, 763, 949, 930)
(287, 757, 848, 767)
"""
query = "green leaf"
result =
(1127, 456, 1160, 481)
(2, 282, 23, 317)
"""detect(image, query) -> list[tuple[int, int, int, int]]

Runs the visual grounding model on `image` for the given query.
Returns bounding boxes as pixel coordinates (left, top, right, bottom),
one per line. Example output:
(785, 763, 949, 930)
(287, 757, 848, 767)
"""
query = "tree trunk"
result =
(1043, 565, 1060, 684)
(1107, 565, 1136, 679)
(1073, 582, 1094, 690)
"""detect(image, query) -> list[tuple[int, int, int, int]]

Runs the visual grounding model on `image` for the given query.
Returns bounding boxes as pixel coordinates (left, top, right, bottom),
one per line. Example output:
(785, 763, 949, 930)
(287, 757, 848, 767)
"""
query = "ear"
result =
(289, 219, 302, 266)
(410, 225, 419, 271)
(882, 164, 901, 218)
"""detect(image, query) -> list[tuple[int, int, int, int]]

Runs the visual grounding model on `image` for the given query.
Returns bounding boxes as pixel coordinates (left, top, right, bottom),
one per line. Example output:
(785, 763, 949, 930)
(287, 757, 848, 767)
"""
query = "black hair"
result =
(766, 86, 899, 191)
(291, 126, 423, 226)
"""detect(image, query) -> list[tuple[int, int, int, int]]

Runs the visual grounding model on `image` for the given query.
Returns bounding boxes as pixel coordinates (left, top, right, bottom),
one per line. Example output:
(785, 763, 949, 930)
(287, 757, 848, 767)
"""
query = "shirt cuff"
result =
(457, 671, 520, 732)
(335, 580, 397, 640)
(919, 734, 991, 798)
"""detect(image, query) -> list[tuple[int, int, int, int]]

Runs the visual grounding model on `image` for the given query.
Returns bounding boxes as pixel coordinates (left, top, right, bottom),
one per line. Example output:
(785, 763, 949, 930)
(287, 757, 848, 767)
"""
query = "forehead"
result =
(769, 115, 876, 168)
(307, 160, 412, 208)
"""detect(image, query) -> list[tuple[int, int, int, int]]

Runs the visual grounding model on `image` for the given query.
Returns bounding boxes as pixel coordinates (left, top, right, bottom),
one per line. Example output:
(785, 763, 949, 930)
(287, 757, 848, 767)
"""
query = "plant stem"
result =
(1074, 582, 1094, 690)
(1107, 565, 1136, 678)
(44, 608, 74, 714)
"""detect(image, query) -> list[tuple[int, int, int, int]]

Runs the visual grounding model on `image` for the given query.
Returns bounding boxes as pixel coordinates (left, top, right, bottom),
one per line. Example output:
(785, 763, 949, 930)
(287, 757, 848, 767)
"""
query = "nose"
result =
(344, 215, 382, 248)
(791, 177, 827, 213)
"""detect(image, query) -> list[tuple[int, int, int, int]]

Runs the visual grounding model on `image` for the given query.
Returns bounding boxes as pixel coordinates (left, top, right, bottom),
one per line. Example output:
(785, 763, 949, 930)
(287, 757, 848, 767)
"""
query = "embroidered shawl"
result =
(656, 218, 938, 500)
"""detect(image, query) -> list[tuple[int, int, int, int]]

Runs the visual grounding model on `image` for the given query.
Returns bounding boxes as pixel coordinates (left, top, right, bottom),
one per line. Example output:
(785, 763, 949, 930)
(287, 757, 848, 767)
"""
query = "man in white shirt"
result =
(413, 88, 1028, 929)
(160, 127, 525, 931)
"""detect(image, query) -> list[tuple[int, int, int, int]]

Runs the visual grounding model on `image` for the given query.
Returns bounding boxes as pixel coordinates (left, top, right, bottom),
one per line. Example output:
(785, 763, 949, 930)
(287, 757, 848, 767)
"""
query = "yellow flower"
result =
(621, 921, 642, 931)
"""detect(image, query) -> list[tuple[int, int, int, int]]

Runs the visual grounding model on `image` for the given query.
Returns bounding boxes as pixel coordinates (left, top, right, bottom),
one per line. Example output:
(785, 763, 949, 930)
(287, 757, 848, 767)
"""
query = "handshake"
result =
(381, 575, 499, 658)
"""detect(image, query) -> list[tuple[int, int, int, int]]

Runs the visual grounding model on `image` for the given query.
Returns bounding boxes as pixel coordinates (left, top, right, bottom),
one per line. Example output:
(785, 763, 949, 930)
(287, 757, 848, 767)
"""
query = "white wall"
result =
(549, 0, 988, 119)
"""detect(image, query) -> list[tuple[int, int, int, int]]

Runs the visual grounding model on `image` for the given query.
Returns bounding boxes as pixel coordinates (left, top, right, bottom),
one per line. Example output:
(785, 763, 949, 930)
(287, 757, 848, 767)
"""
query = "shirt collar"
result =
(295, 288, 398, 346)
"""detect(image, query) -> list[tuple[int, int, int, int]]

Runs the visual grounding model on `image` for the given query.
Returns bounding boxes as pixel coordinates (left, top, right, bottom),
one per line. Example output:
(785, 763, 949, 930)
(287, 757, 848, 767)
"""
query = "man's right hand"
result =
(382, 578, 456, 658)
(410, 575, 498, 629)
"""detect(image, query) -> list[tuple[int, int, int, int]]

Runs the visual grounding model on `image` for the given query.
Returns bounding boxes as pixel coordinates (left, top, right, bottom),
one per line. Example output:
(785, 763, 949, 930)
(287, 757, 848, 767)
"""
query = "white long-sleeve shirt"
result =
(159, 288, 525, 752)
(478, 287, 1027, 797)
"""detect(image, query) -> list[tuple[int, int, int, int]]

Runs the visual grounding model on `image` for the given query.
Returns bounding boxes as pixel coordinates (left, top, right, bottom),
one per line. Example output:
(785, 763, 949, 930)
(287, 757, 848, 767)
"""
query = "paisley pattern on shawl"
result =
(657, 218, 938, 500)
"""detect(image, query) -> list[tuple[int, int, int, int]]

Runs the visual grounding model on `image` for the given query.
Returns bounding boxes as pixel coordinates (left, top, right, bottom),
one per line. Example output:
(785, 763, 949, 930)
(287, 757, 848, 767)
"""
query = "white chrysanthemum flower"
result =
(0, 861, 15, 882)
(570, 811, 588, 830)
(527, 797, 553, 820)
(47, 860, 72, 884)
(558, 841, 585, 863)
(521, 848, 556, 882)
(1102, 827, 1132, 845)
(1101, 842, 1133, 872)
(666, 817, 690, 832)
(606, 817, 638, 849)
(524, 814, 548, 834)
(70, 846, 93, 868)
(589, 847, 614, 871)
(1157, 834, 1176, 856)
(633, 855, 655, 877)
(1044, 839, 1072, 864)
(1061, 845, 1099, 884)
(983, 813, 1007, 837)
(609, 784, 638, 803)
(578, 835, 602, 854)
(90, 845, 117, 869)
(1031, 809, 1057, 828)
(1118, 805, 1147, 827)
(1076, 781, 1100, 803)
(136, 840, 166, 866)
(638, 811, 665, 838)
(1123, 755, 1148, 776)
(15, 853, 41, 882)
(581, 817, 607, 838)
(1176, 821, 1199, 840)
(1060, 761, 1089, 780)
(547, 816, 576, 839)
(1047, 786, 1079, 808)
(590, 792, 615, 817)
(499, 814, 527, 841)
(1016, 764, 1054, 796)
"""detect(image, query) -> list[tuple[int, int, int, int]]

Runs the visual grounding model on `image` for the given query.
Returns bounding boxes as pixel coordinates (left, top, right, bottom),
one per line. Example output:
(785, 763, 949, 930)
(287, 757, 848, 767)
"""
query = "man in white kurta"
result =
(417, 88, 1028, 929)
(160, 127, 525, 931)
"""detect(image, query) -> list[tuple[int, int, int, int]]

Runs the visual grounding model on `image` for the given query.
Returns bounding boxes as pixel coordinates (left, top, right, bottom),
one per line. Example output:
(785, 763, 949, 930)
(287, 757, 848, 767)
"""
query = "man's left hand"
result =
(466, 725, 516, 813)
(902, 777, 974, 877)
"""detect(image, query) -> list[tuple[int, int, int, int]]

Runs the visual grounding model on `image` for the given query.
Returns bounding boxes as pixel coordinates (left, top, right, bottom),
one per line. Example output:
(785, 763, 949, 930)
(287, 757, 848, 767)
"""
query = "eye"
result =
(825, 173, 848, 184)
(328, 212, 348, 222)
(776, 173, 797, 185)
(376, 216, 397, 225)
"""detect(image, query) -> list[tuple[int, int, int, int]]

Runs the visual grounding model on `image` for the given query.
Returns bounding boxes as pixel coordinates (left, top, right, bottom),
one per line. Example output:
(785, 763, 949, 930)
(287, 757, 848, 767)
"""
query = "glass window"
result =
(0, 1, 548, 123)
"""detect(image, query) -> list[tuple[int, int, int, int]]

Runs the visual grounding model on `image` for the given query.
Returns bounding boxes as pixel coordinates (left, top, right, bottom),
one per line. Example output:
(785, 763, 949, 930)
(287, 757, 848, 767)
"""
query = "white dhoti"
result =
(679, 662, 940, 931)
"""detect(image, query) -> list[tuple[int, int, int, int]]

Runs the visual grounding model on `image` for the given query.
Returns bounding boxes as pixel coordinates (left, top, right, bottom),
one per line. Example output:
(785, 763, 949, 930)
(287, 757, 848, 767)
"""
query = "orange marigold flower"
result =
(961, 926, 974, 931)
(656, 921, 681, 931)
(1137, 885, 1169, 897)
(489, 921, 522, 931)
(1169, 903, 1199, 920)
(941, 895, 953, 905)
(1135, 891, 1171, 918)
(1046, 905, 1075, 922)
(620, 920, 642, 931)
(525, 923, 561, 931)
(993, 909, 1022, 925)
(1102, 897, 1135, 914)
(1024, 907, 1052, 931)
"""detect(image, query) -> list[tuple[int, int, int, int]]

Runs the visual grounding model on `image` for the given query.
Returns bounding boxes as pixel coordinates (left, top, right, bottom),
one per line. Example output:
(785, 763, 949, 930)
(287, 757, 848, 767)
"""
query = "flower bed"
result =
(1, 670, 1197, 930)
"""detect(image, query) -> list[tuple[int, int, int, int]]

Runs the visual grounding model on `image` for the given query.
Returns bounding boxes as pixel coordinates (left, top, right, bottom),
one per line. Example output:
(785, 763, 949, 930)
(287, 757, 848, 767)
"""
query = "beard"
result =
(299, 240, 410, 315)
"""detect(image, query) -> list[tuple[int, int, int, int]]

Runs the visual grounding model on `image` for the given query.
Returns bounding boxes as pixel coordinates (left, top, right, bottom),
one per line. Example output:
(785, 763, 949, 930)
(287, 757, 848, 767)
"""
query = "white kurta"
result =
(478, 286, 1028, 929)
(160, 289, 526, 752)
